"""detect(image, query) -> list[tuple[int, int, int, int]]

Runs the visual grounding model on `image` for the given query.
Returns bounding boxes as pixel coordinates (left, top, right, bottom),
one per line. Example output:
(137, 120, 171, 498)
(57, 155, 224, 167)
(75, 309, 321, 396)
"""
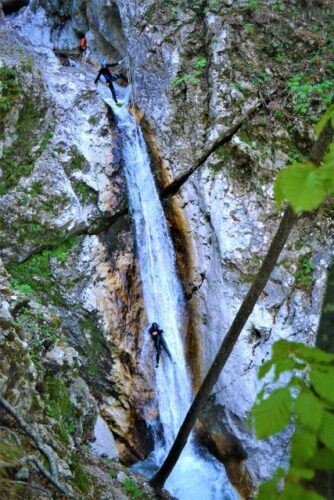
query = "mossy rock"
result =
(5, 237, 79, 306)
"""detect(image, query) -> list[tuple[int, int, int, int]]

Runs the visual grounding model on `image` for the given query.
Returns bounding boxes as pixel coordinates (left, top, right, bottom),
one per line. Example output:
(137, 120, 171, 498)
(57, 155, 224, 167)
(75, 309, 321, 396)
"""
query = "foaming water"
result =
(101, 85, 238, 500)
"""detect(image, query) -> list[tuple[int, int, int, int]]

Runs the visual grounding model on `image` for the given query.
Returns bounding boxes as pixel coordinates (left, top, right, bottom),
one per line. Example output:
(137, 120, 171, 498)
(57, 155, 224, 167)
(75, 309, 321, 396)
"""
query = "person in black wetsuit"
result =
(94, 59, 128, 104)
(149, 322, 173, 368)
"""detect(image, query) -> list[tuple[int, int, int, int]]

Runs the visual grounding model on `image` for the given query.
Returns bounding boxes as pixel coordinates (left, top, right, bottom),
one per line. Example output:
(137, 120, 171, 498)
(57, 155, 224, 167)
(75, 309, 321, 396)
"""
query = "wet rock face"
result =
(197, 403, 254, 499)
(0, 14, 153, 464)
(30, 0, 127, 58)
(2, 0, 333, 493)
(113, 0, 334, 485)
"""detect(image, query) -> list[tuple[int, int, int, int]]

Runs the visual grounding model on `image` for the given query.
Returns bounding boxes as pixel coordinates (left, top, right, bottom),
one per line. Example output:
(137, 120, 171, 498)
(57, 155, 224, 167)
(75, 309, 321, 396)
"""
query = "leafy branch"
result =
(251, 340, 334, 499)
(275, 105, 334, 213)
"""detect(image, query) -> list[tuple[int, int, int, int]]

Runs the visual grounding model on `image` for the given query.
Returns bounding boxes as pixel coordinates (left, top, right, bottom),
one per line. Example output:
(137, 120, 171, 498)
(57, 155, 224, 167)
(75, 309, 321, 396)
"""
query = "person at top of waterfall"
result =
(79, 35, 87, 57)
(94, 59, 128, 105)
(149, 322, 174, 368)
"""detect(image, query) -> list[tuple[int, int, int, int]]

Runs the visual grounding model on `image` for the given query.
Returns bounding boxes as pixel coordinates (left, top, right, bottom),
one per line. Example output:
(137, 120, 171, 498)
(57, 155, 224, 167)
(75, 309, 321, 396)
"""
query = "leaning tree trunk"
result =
(150, 118, 334, 490)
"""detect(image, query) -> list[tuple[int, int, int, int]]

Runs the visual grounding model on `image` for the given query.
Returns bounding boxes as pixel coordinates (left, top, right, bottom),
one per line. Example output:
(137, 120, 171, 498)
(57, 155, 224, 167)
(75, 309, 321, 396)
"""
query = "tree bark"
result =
(150, 119, 334, 490)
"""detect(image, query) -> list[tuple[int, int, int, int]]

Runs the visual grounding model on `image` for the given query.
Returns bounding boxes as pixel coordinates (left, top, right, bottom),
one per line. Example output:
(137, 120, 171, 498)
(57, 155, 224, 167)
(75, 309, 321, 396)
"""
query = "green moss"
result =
(210, 145, 230, 174)
(0, 66, 22, 121)
(43, 376, 79, 444)
(79, 317, 109, 382)
(5, 237, 79, 305)
(65, 150, 86, 173)
(145, 2, 157, 22)
(17, 307, 59, 364)
(295, 254, 314, 292)
(74, 181, 97, 204)
(240, 272, 256, 284)
(0, 96, 52, 194)
(71, 455, 90, 494)
(88, 115, 99, 126)
(0, 432, 24, 466)
(29, 182, 43, 197)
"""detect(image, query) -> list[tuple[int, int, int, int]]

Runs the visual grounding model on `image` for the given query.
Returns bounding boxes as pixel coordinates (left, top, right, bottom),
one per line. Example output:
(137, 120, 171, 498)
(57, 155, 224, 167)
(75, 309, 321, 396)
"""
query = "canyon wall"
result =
(0, 0, 333, 495)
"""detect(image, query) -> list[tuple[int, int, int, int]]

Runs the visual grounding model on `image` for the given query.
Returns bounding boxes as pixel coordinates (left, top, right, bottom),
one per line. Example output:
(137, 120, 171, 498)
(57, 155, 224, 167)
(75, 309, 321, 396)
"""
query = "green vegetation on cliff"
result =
(6, 237, 79, 305)
(0, 64, 53, 195)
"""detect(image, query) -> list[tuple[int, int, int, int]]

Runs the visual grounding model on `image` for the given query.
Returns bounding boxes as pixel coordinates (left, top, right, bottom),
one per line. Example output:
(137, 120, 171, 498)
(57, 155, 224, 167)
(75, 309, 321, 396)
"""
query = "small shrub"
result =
(287, 74, 334, 115)
(295, 254, 314, 292)
(0, 66, 22, 119)
(122, 478, 146, 499)
(6, 237, 78, 305)
(74, 181, 97, 204)
(71, 456, 90, 494)
(43, 377, 79, 444)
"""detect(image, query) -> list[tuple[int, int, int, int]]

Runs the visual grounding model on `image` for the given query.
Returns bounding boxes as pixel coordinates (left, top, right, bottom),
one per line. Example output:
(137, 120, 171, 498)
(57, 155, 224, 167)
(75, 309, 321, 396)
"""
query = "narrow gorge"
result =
(0, 0, 333, 499)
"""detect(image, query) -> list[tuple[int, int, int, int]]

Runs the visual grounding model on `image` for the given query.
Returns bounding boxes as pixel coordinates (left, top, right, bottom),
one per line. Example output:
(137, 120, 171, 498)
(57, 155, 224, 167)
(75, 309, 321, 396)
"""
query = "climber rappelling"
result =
(149, 322, 174, 368)
(94, 59, 128, 105)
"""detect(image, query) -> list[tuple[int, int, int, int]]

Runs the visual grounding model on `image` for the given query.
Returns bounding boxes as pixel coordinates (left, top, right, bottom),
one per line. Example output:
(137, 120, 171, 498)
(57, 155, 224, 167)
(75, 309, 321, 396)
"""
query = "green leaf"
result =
(309, 448, 334, 470)
(257, 468, 285, 500)
(288, 376, 307, 389)
(274, 357, 305, 380)
(295, 389, 324, 432)
(319, 145, 334, 192)
(258, 360, 273, 379)
(257, 479, 278, 500)
(274, 161, 326, 213)
(319, 411, 334, 451)
(279, 481, 326, 500)
(281, 481, 324, 500)
(189, 77, 200, 85)
(288, 466, 315, 479)
(292, 342, 334, 365)
(310, 368, 334, 404)
(272, 339, 290, 359)
(252, 388, 293, 439)
(315, 104, 334, 136)
(291, 428, 317, 465)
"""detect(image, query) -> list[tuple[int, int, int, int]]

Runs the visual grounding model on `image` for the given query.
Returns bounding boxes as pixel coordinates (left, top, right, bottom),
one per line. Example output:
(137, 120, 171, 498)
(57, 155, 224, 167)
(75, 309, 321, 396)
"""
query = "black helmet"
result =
(152, 322, 159, 330)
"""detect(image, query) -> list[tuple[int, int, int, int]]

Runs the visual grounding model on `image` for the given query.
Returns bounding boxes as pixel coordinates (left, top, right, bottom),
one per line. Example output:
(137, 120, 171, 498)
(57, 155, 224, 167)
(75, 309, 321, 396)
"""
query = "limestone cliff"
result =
(0, 0, 333, 497)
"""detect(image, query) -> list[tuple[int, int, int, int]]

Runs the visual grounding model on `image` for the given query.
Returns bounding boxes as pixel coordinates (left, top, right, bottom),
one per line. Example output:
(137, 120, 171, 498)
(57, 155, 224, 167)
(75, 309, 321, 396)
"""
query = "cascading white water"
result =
(100, 85, 238, 500)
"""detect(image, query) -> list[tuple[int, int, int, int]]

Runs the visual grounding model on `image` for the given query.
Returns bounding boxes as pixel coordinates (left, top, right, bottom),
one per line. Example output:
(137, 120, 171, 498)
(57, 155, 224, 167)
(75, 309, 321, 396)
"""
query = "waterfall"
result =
(100, 85, 238, 500)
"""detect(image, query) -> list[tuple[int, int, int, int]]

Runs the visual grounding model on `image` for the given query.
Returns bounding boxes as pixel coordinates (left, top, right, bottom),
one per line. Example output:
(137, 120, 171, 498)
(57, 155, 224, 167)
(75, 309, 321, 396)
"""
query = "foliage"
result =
(274, 107, 334, 213)
(251, 340, 334, 499)
(6, 237, 78, 305)
(0, 97, 52, 194)
(71, 455, 90, 493)
(78, 316, 108, 382)
(287, 75, 334, 115)
(65, 150, 86, 173)
(172, 57, 208, 86)
(122, 478, 146, 499)
(43, 376, 78, 444)
(295, 254, 315, 292)
(0, 66, 22, 119)
(74, 180, 97, 204)
(17, 307, 59, 358)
